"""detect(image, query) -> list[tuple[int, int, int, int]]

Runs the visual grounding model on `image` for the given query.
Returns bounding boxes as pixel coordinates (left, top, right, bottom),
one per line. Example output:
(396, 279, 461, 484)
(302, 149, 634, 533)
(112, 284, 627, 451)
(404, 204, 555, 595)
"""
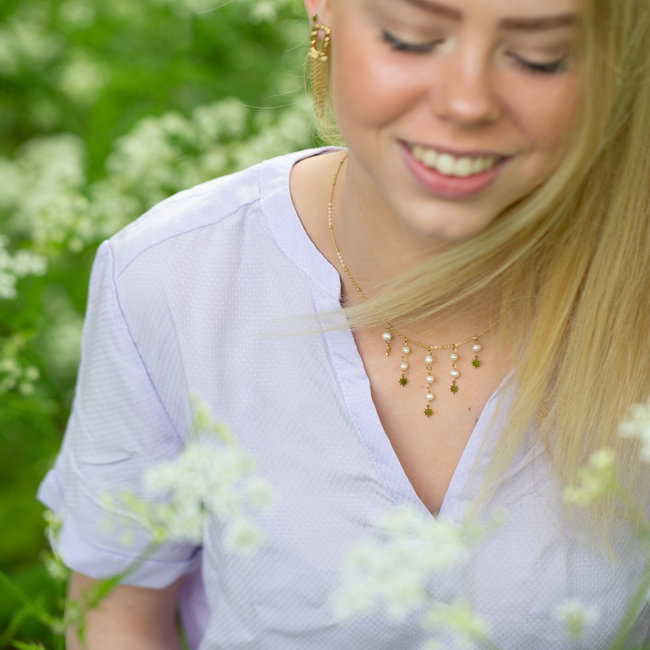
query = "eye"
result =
(381, 29, 441, 55)
(510, 53, 568, 75)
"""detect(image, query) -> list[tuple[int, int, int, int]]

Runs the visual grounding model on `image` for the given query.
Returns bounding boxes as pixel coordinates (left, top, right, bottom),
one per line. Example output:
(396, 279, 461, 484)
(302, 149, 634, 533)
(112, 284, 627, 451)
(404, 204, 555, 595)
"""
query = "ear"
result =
(302, 0, 333, 25)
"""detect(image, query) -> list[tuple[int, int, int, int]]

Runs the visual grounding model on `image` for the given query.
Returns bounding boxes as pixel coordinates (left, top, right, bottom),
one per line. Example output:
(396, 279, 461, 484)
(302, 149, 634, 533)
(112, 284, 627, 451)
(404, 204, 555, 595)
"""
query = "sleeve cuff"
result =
(37, 469, 202, 589)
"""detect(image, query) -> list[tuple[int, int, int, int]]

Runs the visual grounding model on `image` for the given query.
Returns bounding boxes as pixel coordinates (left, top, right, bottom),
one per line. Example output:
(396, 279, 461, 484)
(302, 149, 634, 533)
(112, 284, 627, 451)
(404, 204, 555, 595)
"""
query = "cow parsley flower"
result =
(553, 598, 600, 641)
(0, 236, 47, 300)
(332, 505, 486, 624)
(422, 598, 492, 650)
(563, 448, 617, 506)
(113, 396, 275, 556)
(618, 396, 650, 464)
(0, 335, 41, 396)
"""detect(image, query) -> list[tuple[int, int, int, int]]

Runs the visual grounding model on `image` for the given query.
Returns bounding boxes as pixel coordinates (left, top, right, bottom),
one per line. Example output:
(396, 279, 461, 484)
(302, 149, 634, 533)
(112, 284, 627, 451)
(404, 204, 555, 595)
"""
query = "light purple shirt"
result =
(38, 148, 649, 648)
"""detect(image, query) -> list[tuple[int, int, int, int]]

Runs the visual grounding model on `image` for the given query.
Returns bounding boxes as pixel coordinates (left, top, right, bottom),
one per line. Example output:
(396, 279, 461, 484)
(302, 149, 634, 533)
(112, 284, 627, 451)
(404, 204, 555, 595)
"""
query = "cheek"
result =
(330, 29, 426, 131)
(505, 76, 580, 157)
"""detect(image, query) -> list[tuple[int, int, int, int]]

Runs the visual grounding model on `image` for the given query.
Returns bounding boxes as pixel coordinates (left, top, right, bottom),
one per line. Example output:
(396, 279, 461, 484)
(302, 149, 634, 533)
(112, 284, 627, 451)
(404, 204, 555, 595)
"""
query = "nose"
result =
(429, 49, 501, 126)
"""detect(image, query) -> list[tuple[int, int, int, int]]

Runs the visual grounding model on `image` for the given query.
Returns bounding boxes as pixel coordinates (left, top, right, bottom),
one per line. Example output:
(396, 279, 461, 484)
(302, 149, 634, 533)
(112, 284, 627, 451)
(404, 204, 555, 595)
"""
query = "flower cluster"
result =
(101, 96, 314, 213)
(332, 504, 490, 641)
(0, 134, 89, 254)
(563, 448, 618, 506)
(422, 599, 492, 650)
(552, 598, 600, 642)
(0, 9, 63, 76)
(113, 396, 276, 556)
(0, 236, 46, 301)
(0, 98, 314, 262)
(618, 397, 650, 464)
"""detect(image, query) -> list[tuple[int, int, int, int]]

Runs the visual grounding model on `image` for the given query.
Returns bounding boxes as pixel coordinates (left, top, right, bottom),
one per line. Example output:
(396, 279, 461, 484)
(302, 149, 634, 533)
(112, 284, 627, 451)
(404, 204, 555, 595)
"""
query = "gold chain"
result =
(327, 152, 498, 416)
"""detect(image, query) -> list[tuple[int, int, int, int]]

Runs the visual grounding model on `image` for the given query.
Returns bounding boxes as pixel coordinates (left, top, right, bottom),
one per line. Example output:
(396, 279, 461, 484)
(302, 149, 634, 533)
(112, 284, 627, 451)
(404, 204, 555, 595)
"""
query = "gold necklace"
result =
(327, 153, 498, 418)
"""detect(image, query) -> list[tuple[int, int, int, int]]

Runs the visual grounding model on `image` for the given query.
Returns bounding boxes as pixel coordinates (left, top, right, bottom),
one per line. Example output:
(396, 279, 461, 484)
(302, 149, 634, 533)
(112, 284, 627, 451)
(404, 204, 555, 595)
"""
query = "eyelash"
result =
(511, 55, 567, 74)
(381, 29, 568, 75)
(381, 29, 439, 54)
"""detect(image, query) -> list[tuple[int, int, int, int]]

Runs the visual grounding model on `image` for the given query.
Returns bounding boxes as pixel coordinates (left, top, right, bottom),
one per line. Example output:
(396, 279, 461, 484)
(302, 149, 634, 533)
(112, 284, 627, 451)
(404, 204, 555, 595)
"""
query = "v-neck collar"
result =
(324, 321, 513, 523)
(260, 147, 513, 523)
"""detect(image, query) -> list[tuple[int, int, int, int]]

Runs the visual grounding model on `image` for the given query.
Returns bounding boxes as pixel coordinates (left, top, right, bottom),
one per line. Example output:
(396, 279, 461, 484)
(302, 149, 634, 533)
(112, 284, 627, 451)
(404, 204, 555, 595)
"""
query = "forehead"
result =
(344, 0, 582, 25)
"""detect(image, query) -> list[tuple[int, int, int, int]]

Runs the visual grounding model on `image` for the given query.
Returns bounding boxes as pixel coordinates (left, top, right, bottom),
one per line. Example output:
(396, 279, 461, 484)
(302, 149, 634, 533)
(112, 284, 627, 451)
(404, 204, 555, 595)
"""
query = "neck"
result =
(333, 156, 453, 293)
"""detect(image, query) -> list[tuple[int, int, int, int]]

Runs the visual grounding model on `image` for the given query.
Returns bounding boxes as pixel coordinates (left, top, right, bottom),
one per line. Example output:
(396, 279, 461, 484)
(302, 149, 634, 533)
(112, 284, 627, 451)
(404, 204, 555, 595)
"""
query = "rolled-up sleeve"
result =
(37, 241, 201, 588)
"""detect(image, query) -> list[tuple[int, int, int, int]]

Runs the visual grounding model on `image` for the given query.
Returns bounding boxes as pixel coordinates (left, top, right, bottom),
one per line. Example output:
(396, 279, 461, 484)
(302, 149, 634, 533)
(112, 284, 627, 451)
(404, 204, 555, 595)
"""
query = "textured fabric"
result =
(38, 148, 649, 649)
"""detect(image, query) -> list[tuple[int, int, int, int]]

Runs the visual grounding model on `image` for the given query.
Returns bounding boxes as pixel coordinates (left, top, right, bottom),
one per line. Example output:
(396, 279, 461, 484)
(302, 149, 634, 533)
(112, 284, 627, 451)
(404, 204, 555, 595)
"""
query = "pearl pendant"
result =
(381, 329, 489, 416)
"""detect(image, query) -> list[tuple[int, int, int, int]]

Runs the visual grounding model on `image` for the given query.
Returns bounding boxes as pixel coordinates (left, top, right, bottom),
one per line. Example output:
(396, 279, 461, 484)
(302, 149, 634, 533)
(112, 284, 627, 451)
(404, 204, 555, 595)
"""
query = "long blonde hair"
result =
(309, 0, 650, 516)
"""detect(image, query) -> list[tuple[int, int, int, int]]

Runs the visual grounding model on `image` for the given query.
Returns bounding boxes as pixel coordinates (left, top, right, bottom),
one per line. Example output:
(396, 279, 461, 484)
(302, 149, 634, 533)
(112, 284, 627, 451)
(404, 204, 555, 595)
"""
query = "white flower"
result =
(0, 236, 47, 300)
(223, 516, 266, 556)
(57, 0, 96, 29)
(43, 509, 63, 553)
(422, 598, 491, 649)
(12, 250, 47, 277)
(619, 397, 650, 463)
(41, 549, 69, 582)
(113, 396, 275, 554)
(250, 2, 277, 23)
(563, 448, 617, 506)
(57, 52, 109, 105)
(553, 598, 600, 641)
(0, 335, 42, 396)
(332, 505, 485, 624)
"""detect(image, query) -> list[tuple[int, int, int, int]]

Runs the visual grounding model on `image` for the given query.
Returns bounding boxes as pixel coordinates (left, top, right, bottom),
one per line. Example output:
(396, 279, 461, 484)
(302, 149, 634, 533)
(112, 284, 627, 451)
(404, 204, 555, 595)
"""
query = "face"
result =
(308, 0, 582, 242)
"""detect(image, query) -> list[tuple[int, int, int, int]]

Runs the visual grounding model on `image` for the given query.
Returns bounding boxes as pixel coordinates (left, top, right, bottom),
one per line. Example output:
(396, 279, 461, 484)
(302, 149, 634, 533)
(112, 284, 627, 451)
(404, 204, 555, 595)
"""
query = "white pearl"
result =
(450, 369, 460, 378)
(400, 362, 409, 371)
(402, 346, 410, 355)
(449, 353, 459, 361)
(426, 375, 434, 384)
(382, 332, 392, 341)
(472, 343, 482, 353)
(426, 393, 434, 401)
(425, 355, 433, 365)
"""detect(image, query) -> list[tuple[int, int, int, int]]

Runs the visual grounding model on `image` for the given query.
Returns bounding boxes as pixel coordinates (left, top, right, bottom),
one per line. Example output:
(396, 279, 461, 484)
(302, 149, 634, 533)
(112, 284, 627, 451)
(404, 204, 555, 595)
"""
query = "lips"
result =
(400, 141, 510, 199)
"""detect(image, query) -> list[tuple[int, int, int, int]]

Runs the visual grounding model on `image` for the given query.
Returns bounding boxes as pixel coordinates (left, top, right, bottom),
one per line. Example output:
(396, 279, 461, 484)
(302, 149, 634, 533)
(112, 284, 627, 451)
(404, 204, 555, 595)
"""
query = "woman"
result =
(38, 0, 650, 647)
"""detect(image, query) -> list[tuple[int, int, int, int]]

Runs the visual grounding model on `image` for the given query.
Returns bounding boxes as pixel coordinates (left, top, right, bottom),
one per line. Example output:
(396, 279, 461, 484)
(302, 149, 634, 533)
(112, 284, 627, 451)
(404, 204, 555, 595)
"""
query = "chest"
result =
(351, 328, 505, 515)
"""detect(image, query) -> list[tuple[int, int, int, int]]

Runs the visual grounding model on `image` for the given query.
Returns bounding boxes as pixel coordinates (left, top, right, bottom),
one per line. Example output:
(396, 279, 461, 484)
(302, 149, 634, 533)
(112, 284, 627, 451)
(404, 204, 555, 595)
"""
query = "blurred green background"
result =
(0, 0, 315, 645)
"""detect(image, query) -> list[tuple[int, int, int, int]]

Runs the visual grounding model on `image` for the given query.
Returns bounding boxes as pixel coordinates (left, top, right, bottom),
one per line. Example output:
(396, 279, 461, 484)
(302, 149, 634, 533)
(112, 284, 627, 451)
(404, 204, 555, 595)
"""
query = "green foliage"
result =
(0, 0, 313, 645)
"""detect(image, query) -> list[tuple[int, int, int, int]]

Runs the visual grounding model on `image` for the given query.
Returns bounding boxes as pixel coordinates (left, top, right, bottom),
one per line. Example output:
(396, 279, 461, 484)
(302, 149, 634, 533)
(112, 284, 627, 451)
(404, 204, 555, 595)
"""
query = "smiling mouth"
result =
(409, 144, 503, 178)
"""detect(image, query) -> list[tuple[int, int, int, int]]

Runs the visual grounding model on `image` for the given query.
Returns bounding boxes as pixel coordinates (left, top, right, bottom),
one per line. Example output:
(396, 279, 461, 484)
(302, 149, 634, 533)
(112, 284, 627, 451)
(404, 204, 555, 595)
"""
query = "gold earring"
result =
(309, 14, 331, 120)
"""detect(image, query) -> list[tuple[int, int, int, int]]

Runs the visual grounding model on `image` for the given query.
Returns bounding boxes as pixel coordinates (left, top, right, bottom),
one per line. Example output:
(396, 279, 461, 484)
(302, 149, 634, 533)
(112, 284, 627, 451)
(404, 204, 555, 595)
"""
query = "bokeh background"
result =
(0, 0, 316, 645)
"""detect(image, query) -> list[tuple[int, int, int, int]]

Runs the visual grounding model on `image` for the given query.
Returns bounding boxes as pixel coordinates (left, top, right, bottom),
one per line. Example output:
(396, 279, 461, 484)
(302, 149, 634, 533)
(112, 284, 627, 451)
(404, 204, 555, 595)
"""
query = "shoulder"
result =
(106, 147, 333, 277)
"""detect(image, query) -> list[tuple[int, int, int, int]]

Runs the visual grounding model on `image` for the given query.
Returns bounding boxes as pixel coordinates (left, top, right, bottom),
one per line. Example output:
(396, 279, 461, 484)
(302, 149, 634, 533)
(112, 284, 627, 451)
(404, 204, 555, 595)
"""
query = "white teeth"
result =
(436, 153, 456, 175)
(411, 145, 499, 177)
(423, 149, 438, 167)
(454, 157, 474, 178)
(472, 158, 485, 174)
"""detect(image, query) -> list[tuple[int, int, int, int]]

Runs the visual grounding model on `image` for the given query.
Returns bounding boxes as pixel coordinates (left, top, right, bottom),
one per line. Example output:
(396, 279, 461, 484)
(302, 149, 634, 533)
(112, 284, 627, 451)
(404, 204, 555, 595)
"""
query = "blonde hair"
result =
(308, 1, 650, 523)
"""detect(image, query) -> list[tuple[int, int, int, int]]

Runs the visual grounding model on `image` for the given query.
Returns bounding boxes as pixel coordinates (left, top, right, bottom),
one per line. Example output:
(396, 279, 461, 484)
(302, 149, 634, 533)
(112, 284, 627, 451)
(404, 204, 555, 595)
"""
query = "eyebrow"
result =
(401, 0, 578, 31)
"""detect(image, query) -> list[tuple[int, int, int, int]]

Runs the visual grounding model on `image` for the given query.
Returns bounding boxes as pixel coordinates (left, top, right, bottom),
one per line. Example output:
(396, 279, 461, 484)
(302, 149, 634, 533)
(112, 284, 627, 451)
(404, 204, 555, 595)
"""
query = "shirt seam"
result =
(105, 240, 184, 446)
